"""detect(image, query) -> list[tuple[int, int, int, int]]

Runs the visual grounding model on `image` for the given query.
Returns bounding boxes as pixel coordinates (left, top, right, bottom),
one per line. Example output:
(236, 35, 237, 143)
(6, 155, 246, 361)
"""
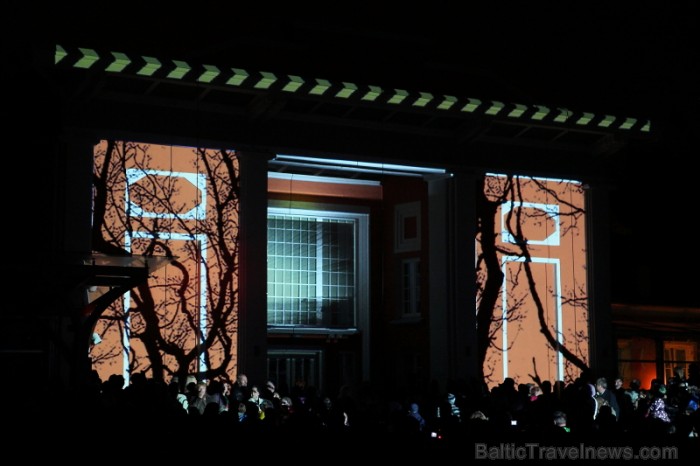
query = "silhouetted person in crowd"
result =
(612, 377, 626, 411)
(668, 365, 688, 399)
(261, 379, 277, 401)
(687, 362, 700, 388)
(646, 381, 673, 435)
(550, 410, 571, 440)
(188, 381, 211, 415)
(406, 402, 426, 432)
(466, 410, 492, 440)
(572, 382, 598, 436)
(595, 377, 620, 421)
(231, 373, 249, 402)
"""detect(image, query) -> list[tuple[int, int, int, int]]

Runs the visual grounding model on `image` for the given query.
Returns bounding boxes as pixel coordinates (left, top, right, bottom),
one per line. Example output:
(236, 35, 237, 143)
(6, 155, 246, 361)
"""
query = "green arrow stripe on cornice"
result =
(576, 112, 594, 126)
(106, 52, 130, 73)
(336, 82, 358, 98)
(598, 115, 615, 128)
(54, 45, 651, 133)
(282, 75, 304, 92)
(437, 95, 457, 110)
(167, 60, 191, 79)
(508, 103, 528, 118)
(413, 92, 433, 108)
(388, 89, 408, 105)
(255, 71, 277, 89)
(75, 48, 99, 69)
(553, 108, 572, 123)
(532, 105, 550, 121)
(362, 86, 383, 101)
(485, 101, 504, 116)
(227, 68, 249, 86)
(619, 118, 637, 130)
(461, 98, 482, 113)
(138, 56, 161, 76)
(309, 78, 331, 96)
(55, 45, 67, 64)
(198, 64, 220, 83)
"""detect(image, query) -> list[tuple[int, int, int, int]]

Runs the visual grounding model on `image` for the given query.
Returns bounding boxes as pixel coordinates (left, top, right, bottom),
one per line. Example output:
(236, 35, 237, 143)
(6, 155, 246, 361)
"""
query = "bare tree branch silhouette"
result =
(476, 174, 589, 386)
(91, 141, 239, 383)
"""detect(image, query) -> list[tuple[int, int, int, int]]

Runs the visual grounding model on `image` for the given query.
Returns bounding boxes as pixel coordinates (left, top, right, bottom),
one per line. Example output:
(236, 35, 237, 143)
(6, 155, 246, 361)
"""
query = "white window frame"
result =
(267, 201, 369, 336)
(401, 257, 421, 318)
(394, 201, 421, 252)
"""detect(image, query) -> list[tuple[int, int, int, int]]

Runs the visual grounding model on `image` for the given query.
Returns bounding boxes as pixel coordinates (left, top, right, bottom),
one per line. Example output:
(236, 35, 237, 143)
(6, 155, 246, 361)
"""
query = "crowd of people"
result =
(16, 364, 700, 456)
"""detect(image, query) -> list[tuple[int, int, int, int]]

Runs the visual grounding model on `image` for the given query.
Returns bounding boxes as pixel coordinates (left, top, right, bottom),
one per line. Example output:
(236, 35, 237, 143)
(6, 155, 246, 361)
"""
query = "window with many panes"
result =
(402, 258, 421, 317)
(267, 206, 368, 329)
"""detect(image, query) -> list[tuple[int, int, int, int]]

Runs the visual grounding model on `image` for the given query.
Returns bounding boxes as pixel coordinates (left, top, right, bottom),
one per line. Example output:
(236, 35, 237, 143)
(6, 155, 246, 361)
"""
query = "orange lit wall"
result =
(477, 175, 588, 388)
(617, 337, 658, 390)
(91, 141, 239, 383)
(268, 175, 383, 200)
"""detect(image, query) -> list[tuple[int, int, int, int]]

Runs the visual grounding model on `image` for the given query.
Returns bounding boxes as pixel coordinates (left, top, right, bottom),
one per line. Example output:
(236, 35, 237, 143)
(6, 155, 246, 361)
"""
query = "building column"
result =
(60, 138, 95, 257)
(427, 171, 478, 390)
(586, 181, 616, 378)
(449, 171, 479, 384)
(57, 137, 97, 390)
(237, 150, 272, 386)
(427, 174, 449, 388)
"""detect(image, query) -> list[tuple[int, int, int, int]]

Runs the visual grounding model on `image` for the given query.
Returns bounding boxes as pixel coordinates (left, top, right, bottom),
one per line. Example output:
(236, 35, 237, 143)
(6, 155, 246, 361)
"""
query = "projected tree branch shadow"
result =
(476, 174, 589, 387)
(91, 141, 239, 383)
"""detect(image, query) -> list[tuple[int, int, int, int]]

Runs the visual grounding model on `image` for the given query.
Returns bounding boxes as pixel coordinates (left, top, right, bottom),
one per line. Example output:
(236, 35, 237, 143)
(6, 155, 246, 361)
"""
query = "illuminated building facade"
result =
(4, 35, 696, 399)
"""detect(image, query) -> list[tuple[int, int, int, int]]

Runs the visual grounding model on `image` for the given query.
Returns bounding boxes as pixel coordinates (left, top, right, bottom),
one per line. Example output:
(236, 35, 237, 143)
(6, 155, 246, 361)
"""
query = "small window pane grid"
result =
(402, 258, 421, 317)
(663, 342, 696, 384)
(268, 350, 322, 394)
(617, 338, 698, 389)
(268, 214, 356, 327)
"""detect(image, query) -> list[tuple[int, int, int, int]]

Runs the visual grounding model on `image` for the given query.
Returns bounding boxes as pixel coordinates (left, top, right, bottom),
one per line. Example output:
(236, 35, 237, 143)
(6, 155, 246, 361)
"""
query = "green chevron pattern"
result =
(106, 52, 130, 73)
(255, 71, 277, 89)
(309, 79, 331, 96)
(75, 48, 99, 69)
(168, 60, 191, 79)
(53, 44, 651, 133)
(485, 101, 504, 116)
(387, 89, 408, 105)
(228, 68, 249, 86)
(362, 85, 383, 102)
(198, 64, 220, 83)
(462, 98, 482, 113)
(138, 56, 161, 77)
(413, 92, 433, 108)
(282, 75, 304, 92)
(437, 95, 457, 110)
(336, 82, 358, 99)
(533, 105, 550, 121)
(576, 112, 595, 126)
(553, 108, 571, 123)
(55, 45, 67, 65)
